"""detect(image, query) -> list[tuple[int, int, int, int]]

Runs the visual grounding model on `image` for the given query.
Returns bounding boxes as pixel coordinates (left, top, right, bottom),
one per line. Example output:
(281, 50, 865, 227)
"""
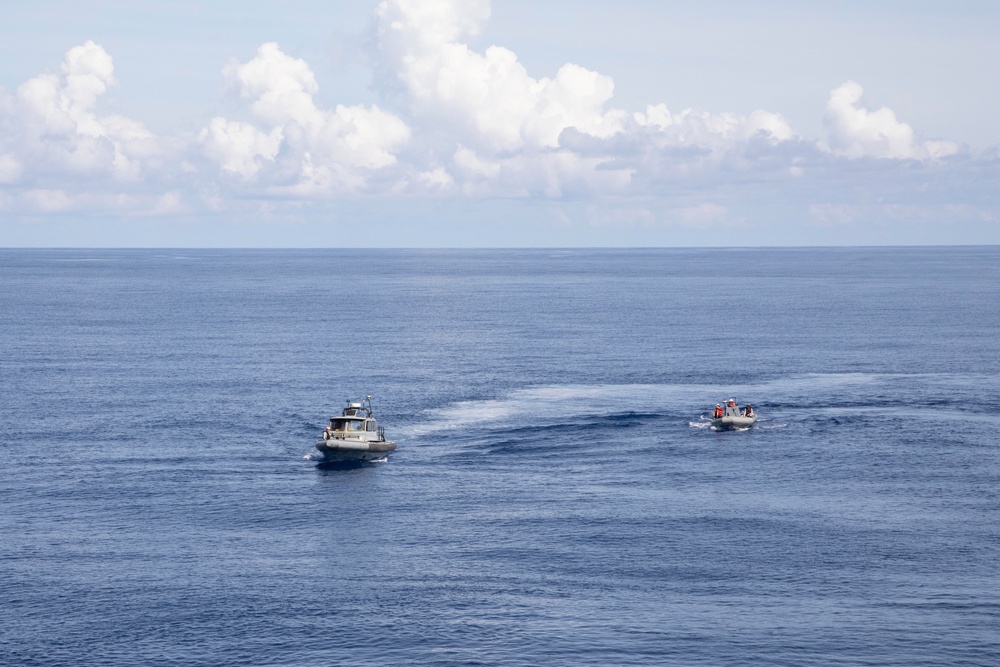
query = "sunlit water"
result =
(2, 248, 999, 666)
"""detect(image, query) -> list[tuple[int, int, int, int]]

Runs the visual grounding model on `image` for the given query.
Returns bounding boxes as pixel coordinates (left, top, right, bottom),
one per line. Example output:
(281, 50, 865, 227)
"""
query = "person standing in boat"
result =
(743, 404, 753, 417)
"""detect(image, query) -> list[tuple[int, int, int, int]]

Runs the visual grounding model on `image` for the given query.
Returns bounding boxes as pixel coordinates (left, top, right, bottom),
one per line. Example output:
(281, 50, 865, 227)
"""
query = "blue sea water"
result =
(2, 247, 999, 666)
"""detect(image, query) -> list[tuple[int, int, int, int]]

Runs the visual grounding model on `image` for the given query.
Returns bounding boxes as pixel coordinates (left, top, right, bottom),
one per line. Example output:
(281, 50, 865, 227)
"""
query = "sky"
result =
(1, 0, 998, 247)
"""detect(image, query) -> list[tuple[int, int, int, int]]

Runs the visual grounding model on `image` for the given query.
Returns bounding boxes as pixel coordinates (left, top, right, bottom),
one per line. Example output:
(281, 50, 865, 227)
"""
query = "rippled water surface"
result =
(2, 248, 999, 666)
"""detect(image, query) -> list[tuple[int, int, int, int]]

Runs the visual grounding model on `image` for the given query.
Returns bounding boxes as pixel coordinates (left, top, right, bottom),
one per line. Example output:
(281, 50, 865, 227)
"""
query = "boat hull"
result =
(315, 439, 397, 462)
(711, 415, 757, 429)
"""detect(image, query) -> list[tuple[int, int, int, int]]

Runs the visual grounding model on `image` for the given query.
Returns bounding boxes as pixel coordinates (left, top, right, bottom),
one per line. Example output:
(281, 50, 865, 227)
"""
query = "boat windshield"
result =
(331, 419, 367, 432)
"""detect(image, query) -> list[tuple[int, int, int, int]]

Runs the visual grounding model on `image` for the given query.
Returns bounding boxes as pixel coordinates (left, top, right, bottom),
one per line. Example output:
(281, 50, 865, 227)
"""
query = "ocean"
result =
(2, 247, 999, 666)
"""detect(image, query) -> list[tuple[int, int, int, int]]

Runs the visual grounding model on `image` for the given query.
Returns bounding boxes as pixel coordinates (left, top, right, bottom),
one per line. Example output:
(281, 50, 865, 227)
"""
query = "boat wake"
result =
(753, 421, 789, 430)
(397, 373, 993, 446)
(404, 384, 696, 438)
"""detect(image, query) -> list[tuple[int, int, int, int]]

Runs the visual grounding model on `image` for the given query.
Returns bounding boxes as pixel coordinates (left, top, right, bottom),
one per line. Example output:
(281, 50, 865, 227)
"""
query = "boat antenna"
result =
(366, 394, 373, 415)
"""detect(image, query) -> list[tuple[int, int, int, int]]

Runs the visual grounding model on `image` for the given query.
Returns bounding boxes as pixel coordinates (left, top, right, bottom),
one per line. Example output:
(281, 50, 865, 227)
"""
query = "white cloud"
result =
(414, 166, 455, 193)
(374, 0, 622, 154)
(369, 0, 800, 197)
(635, 105, 793, 146)
(223, 42, 321, 127)
(824, 81, 959, 160)
(200, 42, 410, 193)
(377, 0, 491, 50)
(200, 117, 282, 178)
(2, 41, 162, 181)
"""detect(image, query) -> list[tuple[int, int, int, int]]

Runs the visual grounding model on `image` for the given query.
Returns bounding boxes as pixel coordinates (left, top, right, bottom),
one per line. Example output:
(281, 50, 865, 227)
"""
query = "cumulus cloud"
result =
(199, 42, 410, 194)
(824, 81, 958, 160)
(200, 118, 283, 179)
(370, 0, 796, 196)
(373, 0, 625, 168)
(372, 0, 791, 156)
(1, 41, 161, 183)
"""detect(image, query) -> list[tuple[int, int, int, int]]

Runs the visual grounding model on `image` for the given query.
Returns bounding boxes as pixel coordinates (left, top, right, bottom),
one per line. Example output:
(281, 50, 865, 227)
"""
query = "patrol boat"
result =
(315, 396, 396, 462)
(711, 399, 757, 429)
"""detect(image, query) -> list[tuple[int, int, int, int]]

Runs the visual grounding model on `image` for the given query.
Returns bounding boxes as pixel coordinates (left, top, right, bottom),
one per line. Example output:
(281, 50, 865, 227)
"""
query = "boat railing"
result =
(378, 426, 385, 441)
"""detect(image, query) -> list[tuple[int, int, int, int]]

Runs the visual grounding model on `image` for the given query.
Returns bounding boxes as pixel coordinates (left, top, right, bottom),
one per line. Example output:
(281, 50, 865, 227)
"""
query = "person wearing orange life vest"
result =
(713, 404, 723, 419)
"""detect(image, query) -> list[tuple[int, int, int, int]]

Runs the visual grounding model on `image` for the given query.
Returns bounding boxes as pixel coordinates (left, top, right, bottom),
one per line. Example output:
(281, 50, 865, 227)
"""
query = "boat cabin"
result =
(322, 396, 386, 442)
(327, 416, 377, 433)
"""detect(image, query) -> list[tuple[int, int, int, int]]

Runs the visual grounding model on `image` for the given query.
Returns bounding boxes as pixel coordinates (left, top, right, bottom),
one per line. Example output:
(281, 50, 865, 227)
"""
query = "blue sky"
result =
(1, 0, 998, 247)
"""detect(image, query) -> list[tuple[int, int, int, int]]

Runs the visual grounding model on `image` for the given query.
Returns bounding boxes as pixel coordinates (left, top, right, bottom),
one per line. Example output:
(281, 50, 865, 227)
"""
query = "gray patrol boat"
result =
(316, 396, 397, 462)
